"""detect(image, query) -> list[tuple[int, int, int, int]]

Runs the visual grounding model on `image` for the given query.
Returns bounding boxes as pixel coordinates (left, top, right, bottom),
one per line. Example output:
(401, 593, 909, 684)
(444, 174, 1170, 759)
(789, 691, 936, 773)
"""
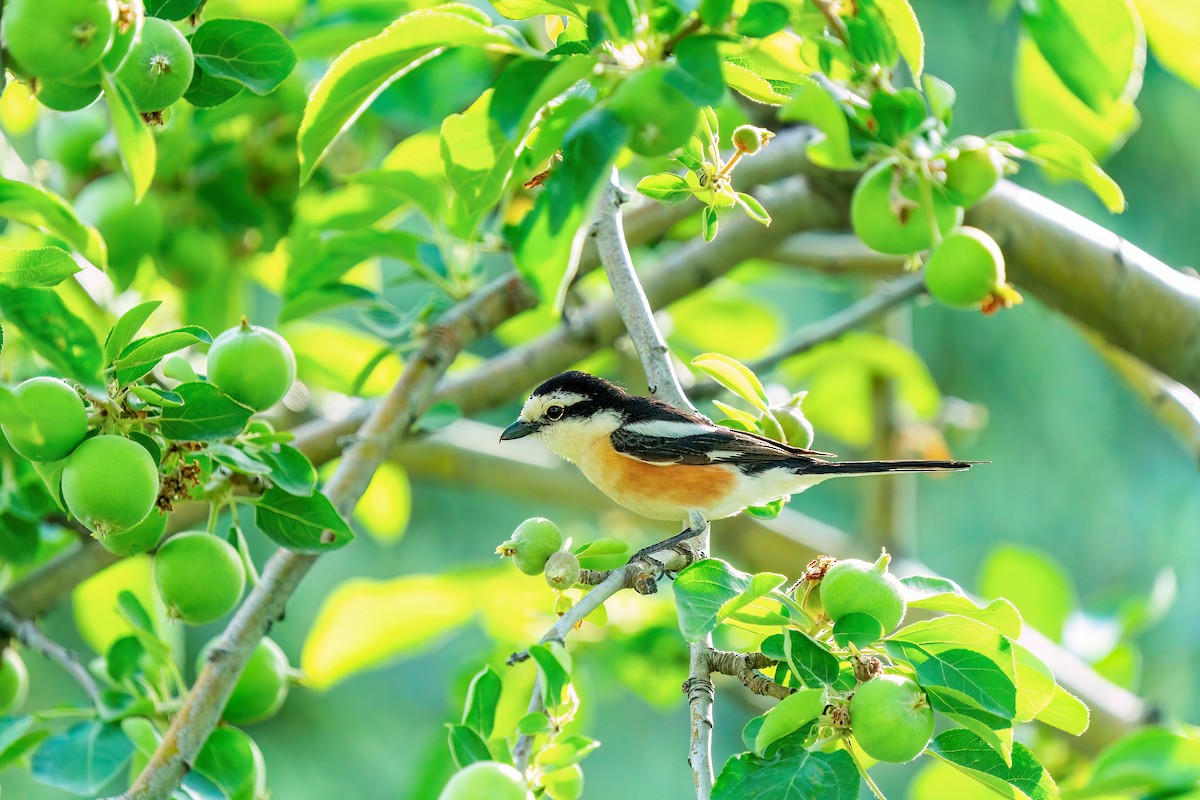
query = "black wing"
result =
(610, 421, 836, 467)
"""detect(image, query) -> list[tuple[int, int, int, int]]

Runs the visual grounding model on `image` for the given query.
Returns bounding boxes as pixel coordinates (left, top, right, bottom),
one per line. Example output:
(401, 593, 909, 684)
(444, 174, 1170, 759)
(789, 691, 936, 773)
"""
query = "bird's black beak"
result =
(500, 419, 538, 441)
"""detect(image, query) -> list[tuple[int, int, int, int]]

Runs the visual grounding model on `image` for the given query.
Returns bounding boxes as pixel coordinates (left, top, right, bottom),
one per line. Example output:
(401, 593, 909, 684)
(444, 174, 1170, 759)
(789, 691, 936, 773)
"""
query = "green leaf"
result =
(700, 0, 734, 26)
(31, 721, 134, 796)
(941, 709, 1014, 767)
(0, 287, 102, 383)
(779, 78, 859, 169)
(0, 717, 50, 772)
(1086, 727, 1200, 795)
(762, 631, 841, 687)
(190, 19, 297, 95)
(1020, 0, 1138, 111)
(462, 665, 502, 739)
(692, 353, 770, 413)
(924, 74, 956, 124)
(889, 642, 1017, 719)
(447, 724, 491, 768)
(1012, 33, 1139, 161)
(1034, 684, 1089, 736)
(127, 385, 184, 408)
(104, 300, 162, 365)
(529, 642, 572, 711)
(193, 727, 261, 800)
(259, 444, 318, 496)
(0, 178, 105, 266)
(159, 382, 253, 441)
(928, 729, 1057, 800)
(184, 62, 244, 107)
(1135, 0, 1200, 91)
(636, 173, 694, 205)
(114, 326, 213, 385)
(874, 0, 924, 78)
(489, 55, 595, 141)
(0, 246, 81, 287)
(673, 559, 783, 641)
(440, 89, 517, 214)
(737, 2, 791, 38)
(902, 575, 1024, 640)
(254, 486, 354, 552)
(754, 688, 823, 756)
(100, 74, 156, 202)
(736, 193, 771, 225)
(536, 734, 599, 771)
(147, 0, 202, 20)
(712, 749, 860, 800)
(990, 128, 1125, 211)
(977, 545, 1075, 642)
(208, 442, 271, 476)
(511, 107, 628, 307)
(298, 9, 523, 182)
(832, 612, 885, 649)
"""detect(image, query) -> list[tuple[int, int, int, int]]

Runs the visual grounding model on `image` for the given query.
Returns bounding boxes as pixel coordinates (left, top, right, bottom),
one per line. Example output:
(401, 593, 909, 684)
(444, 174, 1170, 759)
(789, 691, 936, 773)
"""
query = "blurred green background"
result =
(7, 0, 1200, 797)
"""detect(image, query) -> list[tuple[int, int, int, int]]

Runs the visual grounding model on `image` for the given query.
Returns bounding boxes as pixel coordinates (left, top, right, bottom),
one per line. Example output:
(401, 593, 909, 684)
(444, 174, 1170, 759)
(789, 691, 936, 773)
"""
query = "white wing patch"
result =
(624, 419, 718, 438)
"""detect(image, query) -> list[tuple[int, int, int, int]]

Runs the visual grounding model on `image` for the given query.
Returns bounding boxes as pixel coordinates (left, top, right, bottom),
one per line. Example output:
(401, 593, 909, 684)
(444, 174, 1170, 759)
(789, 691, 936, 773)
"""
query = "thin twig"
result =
(690, 271, 925, 402)
(0, 604, 100, 703)
(707, 649, 793, 700)
(811, 0, 851, 44)
(117, 274, 534, 800)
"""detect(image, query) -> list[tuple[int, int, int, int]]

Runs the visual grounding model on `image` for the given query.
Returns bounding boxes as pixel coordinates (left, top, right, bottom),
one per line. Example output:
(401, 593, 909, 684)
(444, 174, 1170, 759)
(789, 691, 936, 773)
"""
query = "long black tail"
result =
(803, 459, 981, 476)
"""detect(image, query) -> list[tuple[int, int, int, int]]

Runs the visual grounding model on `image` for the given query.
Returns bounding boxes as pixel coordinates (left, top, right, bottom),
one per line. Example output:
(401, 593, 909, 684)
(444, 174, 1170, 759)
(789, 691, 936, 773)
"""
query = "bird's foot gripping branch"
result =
(468, 538, 1091, 800)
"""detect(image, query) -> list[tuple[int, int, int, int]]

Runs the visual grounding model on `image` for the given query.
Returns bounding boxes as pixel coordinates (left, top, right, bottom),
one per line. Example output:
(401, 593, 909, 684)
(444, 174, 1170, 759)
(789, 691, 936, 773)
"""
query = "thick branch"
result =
(0, 605, 100, 703)
(120, 274, 533, 800)
(968, 183, 1200, 394)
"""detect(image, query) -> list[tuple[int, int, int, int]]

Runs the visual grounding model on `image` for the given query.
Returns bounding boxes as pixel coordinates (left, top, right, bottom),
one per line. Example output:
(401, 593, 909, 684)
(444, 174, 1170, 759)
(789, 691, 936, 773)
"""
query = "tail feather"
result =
(804, 459, 982, 476)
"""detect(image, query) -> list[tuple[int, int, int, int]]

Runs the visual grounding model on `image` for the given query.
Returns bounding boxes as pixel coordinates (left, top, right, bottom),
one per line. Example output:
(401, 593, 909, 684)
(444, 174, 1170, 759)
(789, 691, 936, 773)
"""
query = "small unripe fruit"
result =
(37, 107, 109, 174)
(924, 226, 1019, 311)
(2, 0, 117, 79)
(771, 394, 814, 449)
(819, 551, 906, 634)
(543, 764, 584, 800)
(35, 80, 102, 112)
(0, 649, 30, 715)
(497, 517, 563, 576)
(199, 637, 289, 725)
(944, 136, 1005, 207)
(195, 727, 266, 800)
(154, 532, 246, 624)
(99, 510, 167, 556)
(63, 435, 159, 534)
(1, 377, 88, 462)
(74, 175, 165, 286)
(850, 674, 934, 762)
(207, 319, 297, 411)
(544, 550, 581, 590)
(732, 124, 773, 155)
(114, 17, 195, 112)
(851, 159, 962, 255)
(439, 761, 532, 800)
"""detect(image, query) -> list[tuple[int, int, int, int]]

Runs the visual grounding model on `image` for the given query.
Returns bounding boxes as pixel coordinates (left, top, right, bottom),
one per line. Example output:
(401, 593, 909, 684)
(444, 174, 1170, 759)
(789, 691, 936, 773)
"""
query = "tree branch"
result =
(592, 176, 715, 799)
(118, 274, 534, 800)
(0, 604, 100, 703)
(707, 649, 793, 700)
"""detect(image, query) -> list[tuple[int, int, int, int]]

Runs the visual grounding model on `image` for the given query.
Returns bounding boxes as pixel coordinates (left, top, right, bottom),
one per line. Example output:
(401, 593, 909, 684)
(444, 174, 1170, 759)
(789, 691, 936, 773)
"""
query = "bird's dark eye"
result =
(546, 405, 565, 421)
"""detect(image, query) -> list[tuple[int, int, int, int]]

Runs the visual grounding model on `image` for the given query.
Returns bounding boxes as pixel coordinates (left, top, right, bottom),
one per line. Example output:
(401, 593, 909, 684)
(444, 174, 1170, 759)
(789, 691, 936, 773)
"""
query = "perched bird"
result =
(500, 371, 975, 524)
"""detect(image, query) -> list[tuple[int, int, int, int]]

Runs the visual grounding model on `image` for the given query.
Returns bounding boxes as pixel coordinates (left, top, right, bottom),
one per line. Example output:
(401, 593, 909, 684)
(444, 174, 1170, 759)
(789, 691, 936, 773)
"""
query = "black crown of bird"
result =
(501, 370, 977, 533)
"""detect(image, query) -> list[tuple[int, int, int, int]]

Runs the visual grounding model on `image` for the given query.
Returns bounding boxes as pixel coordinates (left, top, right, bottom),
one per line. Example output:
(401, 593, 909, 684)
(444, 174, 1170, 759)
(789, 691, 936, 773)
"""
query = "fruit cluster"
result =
(3, 0, 194, 120)
(497, 517, 581, 592)
(850, 137, 1023, 314)
(816, 552, 932, 762)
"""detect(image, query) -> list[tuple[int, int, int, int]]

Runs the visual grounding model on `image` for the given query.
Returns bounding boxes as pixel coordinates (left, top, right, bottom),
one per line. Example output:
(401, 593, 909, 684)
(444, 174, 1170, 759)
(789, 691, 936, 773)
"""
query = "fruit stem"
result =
(238, 315, 252, 331)
(770, 590, 815, 627)
(850, 747, 889, 800)
(206, 501, 221, 535)
(872, 549, 892, 573)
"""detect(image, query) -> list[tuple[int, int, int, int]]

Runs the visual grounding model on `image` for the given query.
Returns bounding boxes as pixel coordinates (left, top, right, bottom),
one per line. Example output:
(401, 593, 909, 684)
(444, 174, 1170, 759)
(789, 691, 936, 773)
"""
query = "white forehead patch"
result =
(520, 390, 589, 421)
(624, 419, 717, 438)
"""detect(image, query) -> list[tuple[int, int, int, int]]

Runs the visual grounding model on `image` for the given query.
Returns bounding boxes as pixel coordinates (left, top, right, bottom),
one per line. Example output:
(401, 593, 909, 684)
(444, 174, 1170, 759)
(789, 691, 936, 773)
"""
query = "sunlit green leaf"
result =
(990, 127, 1125, 211)
(0, 246, 80, 288)
(928, 729, 1057, 800)
(0, 178, 105, 266)
(159, 382, 253, 441)
(298, 8, 524, 181)
(190, 19, 297, 95)
(692, 352, 770, 412)
(100, 74, 156, 202)
(754, 688, 822, 756)
(254, 486, 354, 552)
(0, 287, 102, 383)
